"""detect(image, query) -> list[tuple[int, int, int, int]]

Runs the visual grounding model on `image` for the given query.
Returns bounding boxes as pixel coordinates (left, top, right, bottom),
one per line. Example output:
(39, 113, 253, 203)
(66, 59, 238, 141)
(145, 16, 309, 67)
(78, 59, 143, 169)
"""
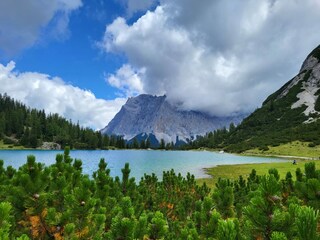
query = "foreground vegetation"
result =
(0, 148, 319, 239)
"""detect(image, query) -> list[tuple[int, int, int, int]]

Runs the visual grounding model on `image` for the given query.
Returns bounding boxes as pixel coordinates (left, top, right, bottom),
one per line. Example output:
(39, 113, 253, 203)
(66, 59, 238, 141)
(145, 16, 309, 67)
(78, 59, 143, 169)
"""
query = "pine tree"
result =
(133, 138, 139, 149)
(216, 219, 237, 240)
(93, 158, 112, 201)
(159, 139, 165, 149)
(244, 174, 282, 239)
(212, 178, 235, 218)
(20, 128, 30, 147)
(147, 211, 168, 239)
(108, 197, 136, 240)
(146, 138, 151, 149)
(305, 162, 316, 179)
(296, 205, 319, 240)
(0, 113, 5, 138)
(271, 231, 288, 240)
(122, 163, 131, 194)
(0, 202, 12, 239)
(140, 140, 146, 149)
(135, 212, 148, 239)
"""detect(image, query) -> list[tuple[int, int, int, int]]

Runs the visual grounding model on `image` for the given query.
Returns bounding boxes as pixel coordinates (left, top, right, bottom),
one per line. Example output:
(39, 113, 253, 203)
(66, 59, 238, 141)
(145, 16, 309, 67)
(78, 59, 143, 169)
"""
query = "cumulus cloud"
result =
(0, 61, 126, 129)
(102, 0, 320, 116)
(107, 64, 144, 97)
(0, 0, 82, 56)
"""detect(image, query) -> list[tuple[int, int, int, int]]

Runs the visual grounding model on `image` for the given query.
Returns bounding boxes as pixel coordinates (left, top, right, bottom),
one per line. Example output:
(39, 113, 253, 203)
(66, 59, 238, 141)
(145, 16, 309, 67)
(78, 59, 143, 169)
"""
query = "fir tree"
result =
(159, 139, 165, 149)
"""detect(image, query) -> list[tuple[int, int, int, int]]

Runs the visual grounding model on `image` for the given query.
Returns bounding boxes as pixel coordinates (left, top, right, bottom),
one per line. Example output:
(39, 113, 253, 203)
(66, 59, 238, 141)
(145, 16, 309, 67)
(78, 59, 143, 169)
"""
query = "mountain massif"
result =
(101, 94, 243, 145)
(193, 44, 320, 152)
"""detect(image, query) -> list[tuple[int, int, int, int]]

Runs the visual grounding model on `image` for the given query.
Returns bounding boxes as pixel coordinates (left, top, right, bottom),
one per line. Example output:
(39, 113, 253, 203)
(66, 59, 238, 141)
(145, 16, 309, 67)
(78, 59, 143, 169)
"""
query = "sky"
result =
(1, 0, 320, 130)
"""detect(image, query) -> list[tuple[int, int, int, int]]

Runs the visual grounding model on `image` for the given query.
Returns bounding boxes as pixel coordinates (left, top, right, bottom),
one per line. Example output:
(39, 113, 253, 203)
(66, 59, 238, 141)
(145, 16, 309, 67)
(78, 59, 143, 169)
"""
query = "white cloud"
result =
(0, 61, 125, 129)
(102, 0, 320, 116)
(107, 64, 144, 97)
(0, 0, 82, 56)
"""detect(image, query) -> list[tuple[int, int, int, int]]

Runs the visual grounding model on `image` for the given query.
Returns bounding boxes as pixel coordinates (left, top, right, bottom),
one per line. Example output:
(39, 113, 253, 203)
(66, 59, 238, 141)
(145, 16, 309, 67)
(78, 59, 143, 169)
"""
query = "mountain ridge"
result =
(101, 94, 244, 145)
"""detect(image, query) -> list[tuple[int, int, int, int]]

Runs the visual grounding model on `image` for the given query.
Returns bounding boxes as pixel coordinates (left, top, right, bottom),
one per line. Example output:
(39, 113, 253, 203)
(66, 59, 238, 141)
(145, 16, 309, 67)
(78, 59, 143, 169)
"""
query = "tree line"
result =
(0, 93, 177, 150)
(0, 93, 160, 150)
(0, 148, 319, 239)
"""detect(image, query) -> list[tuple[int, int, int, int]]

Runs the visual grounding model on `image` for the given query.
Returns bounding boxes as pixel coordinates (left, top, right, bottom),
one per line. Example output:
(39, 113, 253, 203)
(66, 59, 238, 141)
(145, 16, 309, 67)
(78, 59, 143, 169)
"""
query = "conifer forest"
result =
(0, 94, 127, 150)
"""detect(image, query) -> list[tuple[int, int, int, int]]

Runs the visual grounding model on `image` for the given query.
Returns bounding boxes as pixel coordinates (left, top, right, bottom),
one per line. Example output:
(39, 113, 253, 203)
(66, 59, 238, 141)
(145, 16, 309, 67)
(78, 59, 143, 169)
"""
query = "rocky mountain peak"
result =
(262, 44, 320, 124)
(101, 94, 244, 145)
(300, 45, 320, 73)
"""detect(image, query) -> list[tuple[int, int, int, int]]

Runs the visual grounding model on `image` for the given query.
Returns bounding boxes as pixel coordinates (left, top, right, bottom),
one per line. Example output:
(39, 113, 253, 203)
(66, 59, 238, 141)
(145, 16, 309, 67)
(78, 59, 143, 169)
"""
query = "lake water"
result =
(0, 150, 285, 180)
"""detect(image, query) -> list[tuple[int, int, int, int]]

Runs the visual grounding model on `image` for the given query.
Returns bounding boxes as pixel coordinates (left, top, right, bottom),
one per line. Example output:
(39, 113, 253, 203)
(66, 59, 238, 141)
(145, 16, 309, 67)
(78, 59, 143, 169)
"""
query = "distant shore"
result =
(240, 152, 319, 160)
(196, 159, 320, 189)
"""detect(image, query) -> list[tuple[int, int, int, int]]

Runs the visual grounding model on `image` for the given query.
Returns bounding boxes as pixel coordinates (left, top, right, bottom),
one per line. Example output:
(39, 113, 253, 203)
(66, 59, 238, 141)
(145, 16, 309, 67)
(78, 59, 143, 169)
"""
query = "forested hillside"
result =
(190, 45, 320, 153)
(0, 94, 126, 149)
(190, 107, 320, 153)
(0, 149, 319, 239)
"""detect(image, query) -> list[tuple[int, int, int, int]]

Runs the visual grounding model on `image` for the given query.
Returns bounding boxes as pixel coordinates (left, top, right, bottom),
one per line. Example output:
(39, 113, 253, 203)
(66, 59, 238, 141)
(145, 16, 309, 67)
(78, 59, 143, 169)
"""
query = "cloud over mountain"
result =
(102, 0, 320, 117)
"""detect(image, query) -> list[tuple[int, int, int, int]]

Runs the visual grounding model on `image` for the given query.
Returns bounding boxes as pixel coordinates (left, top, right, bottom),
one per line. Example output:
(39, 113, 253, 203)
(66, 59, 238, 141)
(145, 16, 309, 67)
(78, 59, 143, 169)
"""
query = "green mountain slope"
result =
(192, 44, 320, 153)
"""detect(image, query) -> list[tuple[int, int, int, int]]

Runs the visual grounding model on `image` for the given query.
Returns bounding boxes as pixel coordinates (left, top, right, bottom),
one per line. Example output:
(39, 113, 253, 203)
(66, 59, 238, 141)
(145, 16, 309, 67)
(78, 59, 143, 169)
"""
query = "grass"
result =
(243, 141, 320, 159)
(196, 159, 320, 189)
(0, 140, 25, 150)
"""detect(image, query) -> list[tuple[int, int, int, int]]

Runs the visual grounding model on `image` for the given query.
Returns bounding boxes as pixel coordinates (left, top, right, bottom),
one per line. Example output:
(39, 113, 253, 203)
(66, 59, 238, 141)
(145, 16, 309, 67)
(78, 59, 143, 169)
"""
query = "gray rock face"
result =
(38, 142, 61, 150)
(300, 55, 319, 73)
(101, 94, 244, 143)
(275, 45, 320, 122)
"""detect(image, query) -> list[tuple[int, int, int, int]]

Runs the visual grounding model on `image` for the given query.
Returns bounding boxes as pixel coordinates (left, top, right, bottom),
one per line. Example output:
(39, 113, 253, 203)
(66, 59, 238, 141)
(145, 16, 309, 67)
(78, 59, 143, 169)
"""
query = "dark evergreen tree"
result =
(145, 138, 151, 149)
(133, 138, 139, 149)
(159, 139, 165, 149)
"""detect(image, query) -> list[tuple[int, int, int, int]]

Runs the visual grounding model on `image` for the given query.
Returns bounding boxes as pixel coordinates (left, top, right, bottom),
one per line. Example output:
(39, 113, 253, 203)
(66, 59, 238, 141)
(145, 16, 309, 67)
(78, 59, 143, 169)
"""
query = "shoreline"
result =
(240, 153, 320, 161)
(197, 159, 320, 189)
(194, 147, 320, 161)
(239, 152, 319, 160)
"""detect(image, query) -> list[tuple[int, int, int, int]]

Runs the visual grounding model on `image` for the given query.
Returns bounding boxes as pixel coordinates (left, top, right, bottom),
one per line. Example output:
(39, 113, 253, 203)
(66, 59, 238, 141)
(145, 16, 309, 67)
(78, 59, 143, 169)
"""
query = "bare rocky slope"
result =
(101, 94, 244, 145)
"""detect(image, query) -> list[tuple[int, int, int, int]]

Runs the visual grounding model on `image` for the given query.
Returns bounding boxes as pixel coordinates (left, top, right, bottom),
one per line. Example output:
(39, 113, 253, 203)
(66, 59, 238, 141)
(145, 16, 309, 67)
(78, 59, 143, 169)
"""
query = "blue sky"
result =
(1, 0, 139, 99)
(1, 0, 320, 129)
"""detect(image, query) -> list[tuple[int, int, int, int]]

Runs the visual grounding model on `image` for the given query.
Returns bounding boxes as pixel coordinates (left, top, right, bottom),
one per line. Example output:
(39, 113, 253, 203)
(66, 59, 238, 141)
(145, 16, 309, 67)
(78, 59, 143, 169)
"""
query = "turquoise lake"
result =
(0, 150, 285, 180)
